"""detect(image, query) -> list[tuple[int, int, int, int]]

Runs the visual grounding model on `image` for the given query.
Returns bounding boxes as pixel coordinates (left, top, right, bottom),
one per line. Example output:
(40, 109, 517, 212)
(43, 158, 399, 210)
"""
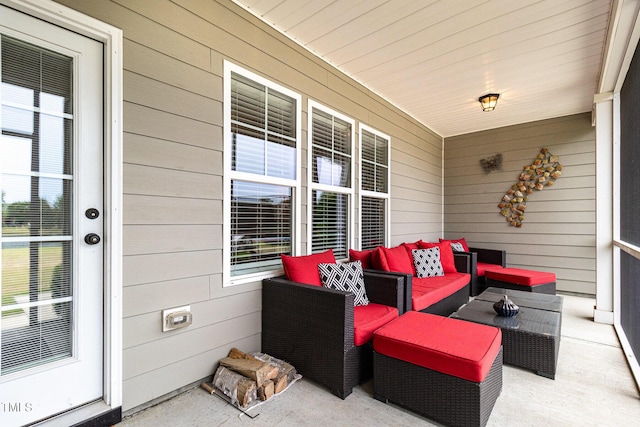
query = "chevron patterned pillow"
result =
(318, 261, 370, 306)
(412, 248, 445, 278)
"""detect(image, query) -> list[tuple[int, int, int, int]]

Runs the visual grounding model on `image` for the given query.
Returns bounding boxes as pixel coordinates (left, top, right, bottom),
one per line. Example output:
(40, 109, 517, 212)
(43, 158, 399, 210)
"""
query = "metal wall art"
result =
(498, 148, 563, 227)
(480, 153, 503, 173)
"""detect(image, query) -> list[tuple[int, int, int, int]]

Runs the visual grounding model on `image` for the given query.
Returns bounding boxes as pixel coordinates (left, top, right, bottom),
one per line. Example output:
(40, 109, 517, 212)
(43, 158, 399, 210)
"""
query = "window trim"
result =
(223, 61, 301, 287)
(307, 100, 355, 258)
(358, 123, 391, 250)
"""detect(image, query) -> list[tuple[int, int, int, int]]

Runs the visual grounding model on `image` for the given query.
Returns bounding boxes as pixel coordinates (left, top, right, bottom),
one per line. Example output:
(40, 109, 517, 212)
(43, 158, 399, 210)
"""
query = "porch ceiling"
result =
(232, 0, 613, 137)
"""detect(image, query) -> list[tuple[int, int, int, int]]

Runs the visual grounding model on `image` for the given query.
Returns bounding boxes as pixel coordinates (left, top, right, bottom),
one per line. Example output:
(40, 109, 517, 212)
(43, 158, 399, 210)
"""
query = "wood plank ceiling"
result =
(232, 0, 613, 137)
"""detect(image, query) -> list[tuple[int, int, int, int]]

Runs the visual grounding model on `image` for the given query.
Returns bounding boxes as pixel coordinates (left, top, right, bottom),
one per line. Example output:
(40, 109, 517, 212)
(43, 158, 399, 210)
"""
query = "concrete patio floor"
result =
(119, 294, 640, 426)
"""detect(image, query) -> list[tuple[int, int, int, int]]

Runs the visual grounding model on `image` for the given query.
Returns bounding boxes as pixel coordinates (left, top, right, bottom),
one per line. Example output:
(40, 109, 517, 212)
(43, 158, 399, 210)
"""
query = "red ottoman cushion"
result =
(476, 262, 504, 277)
(354, 303, 399, 346)
(485, 268, 556, 286)
(373, 311, 502, 383)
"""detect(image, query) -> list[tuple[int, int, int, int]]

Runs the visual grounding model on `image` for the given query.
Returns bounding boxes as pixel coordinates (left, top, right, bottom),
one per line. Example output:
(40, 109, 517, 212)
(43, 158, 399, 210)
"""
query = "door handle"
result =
(84, 233, 101, 245)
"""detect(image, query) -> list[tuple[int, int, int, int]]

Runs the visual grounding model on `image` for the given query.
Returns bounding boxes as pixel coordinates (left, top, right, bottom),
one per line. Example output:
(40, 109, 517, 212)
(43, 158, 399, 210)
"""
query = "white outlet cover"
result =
(162, 305, 191, 332)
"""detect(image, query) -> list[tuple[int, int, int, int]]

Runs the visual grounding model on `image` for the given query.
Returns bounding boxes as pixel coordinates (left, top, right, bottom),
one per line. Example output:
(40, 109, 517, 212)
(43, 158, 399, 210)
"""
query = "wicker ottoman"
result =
(373, 311, 502, 427)
(485, 268, 556, 294)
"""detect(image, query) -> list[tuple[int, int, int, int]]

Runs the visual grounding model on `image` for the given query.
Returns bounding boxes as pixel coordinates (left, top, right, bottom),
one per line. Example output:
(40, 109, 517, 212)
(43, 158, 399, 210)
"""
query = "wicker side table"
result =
(452, 287, 562, 379)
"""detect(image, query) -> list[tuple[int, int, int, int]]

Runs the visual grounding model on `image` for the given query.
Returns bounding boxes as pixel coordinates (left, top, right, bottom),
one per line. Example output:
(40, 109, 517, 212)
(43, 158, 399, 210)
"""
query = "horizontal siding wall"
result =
(55, 0, 444, 412)
(444, 113, 596, 295)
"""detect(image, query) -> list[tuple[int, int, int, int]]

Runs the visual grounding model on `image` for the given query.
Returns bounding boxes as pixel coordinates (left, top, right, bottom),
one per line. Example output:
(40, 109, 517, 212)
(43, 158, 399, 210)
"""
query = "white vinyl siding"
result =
(308, 101, 354, 259)
(224, 62, 301, 286)
(444, 113, 595, 294)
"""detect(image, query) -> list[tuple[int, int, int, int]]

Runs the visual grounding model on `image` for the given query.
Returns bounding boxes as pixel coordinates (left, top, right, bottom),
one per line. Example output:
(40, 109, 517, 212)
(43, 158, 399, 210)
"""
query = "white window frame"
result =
(307, 100, 355, 259)
(223, 61, 301, 287)
(358, 124, 391, 250)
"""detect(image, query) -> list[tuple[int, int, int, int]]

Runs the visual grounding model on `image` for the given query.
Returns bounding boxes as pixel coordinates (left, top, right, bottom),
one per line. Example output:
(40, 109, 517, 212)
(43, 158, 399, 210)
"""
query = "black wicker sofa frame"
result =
(261, 270, 404, 399)
(462, 247, 506, 296)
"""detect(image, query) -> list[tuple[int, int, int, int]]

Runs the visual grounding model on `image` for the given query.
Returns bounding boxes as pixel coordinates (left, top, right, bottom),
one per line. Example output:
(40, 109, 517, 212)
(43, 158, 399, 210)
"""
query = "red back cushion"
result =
(379, 245, 414, 274)
(281, 249, 336, 286)
(402, 242, 421, 275)
(440, 237, 470, 252)
(349, 249, 374, 269)
(372, 247, 390, 271)
(420, 241, 457, 274)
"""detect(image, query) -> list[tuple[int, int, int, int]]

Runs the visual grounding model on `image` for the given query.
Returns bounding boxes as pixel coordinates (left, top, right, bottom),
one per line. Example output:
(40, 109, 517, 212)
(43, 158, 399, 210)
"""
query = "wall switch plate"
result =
(162, 305, 192, 332)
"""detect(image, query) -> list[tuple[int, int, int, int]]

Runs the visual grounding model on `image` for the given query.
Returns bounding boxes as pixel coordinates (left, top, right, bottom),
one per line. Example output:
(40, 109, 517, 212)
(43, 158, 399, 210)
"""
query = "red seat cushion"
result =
(410, 272, 470, 311)
(349, 248, 374, 269)
(476, 262, 504, 277)
(419, 241, 457, 274)
(281, 249, 336, 286)
(374, 311, 501, 383)
(485, 267, 556, 286)
(353, 303, 399, 346)
(440, 237, 470, 252)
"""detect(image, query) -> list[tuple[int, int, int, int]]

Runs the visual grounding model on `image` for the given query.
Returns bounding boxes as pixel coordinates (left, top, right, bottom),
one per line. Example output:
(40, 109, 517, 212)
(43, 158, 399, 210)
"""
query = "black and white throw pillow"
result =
(412, 248, 445, 278)
(318, 261, 369, 306)
(450, 242, 465, 252)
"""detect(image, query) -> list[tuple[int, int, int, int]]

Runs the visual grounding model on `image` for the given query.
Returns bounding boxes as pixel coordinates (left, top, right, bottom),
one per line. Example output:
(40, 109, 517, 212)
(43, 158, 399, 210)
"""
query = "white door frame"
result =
(0, 0, 123, 424)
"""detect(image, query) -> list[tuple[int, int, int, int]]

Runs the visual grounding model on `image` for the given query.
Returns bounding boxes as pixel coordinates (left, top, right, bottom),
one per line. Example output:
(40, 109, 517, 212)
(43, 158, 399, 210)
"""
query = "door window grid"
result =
(1, 35, 74, 375)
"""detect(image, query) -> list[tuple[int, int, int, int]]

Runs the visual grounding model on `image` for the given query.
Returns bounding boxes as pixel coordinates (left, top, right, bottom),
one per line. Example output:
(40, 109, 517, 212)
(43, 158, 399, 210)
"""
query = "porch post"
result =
(593, 92, 614, 325)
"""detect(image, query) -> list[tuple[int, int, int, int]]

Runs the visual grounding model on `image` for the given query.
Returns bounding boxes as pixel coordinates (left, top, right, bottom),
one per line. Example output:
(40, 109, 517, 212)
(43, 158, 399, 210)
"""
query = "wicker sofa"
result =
(262, 266, 404, 399)
(350, 241, 471, 315)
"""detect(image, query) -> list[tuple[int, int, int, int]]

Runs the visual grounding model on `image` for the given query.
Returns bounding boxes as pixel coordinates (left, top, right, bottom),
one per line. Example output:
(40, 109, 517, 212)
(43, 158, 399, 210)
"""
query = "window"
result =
(359, 125, 390, 250)
(224, 63, 301, 286)
(308, 101, 354, 259)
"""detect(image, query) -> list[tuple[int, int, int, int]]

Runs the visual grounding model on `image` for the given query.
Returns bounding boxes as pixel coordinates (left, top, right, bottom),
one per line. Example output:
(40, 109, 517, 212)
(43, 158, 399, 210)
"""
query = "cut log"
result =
(200, 382, 215, 395)
(274, 373, 288, 394)
(213, 365, 257, 408)
(228, 347, 254, 360)
(252, 352, 297, 394)
(257, 379, 274, 401)
(219, 357, 279, 388)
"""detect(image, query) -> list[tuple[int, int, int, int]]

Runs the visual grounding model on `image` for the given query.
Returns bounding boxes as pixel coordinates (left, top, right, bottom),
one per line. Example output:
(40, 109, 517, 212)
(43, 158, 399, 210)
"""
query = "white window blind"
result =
(1, 35, 74, 374)
(309, 103, 354, 258)
(311, 108, 351, 188)
(230, 181, 292, 276)
(311, 190, 349, 258)
(361, 129, 389, 193)
(227, 68, 299, 280)
(231, 73, 296, 180)
(361, 197, 386, 250)
(359, 126, 390, 250)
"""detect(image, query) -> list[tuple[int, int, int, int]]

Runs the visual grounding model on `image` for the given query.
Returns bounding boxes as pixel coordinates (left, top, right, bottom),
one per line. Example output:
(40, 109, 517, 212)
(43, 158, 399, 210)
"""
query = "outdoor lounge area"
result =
(3, 1, 640, 426)
(119, 293, 640, 426)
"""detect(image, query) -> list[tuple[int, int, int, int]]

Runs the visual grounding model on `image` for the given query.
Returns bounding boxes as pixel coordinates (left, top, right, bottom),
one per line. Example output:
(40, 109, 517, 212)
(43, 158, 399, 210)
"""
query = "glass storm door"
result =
(0, 6, 104, 426)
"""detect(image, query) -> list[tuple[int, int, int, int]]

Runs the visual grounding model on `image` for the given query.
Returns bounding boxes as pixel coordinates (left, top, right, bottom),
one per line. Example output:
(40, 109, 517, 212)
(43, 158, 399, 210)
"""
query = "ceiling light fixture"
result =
(479, 93, 500, 112)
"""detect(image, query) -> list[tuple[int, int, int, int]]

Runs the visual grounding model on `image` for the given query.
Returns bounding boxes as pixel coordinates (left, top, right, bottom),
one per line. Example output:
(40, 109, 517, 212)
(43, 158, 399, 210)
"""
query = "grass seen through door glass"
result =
(1, 241, 63, 317)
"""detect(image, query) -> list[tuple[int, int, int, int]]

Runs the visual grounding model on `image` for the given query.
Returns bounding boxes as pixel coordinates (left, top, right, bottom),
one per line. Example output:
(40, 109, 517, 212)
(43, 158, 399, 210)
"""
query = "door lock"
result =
(85, 208, 100, 219)
(84, 233, 101, 245)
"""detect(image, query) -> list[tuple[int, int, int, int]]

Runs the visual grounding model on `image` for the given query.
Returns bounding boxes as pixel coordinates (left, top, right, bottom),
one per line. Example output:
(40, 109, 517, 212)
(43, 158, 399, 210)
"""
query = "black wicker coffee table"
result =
(451, 287, 563, 379)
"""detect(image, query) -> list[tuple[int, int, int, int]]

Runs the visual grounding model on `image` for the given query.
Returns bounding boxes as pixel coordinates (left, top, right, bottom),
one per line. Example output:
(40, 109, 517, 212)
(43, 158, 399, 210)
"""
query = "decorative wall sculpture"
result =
(480, 153, 503, 174)
(498, 148, 563, 227)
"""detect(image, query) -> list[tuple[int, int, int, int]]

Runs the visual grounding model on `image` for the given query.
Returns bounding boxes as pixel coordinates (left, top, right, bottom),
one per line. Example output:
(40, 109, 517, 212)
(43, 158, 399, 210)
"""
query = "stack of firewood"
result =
(203, 348, 296, 408)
